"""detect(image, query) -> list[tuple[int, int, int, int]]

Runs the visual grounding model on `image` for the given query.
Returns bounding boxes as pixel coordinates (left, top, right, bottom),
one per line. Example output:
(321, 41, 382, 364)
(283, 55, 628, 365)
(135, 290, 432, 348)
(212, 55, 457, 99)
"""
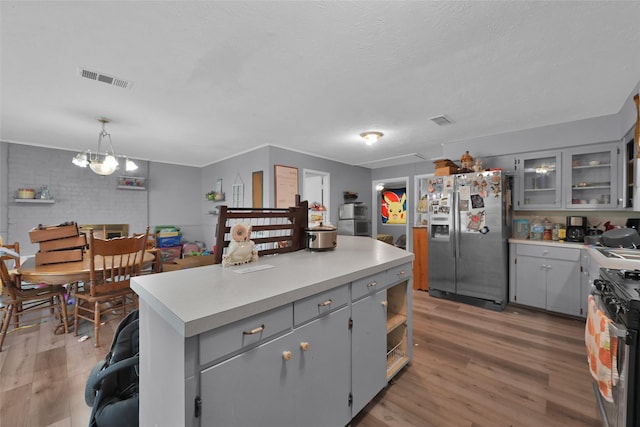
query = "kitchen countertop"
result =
(131, 235, 414, 338)
(509, 238, 640, 270)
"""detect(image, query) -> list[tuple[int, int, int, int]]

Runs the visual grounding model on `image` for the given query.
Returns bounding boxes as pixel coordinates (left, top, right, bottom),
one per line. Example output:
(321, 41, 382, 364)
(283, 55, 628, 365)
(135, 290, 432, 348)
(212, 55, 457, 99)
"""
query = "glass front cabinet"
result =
(563, 143, 620, 210)
(515, 151, 561, 210)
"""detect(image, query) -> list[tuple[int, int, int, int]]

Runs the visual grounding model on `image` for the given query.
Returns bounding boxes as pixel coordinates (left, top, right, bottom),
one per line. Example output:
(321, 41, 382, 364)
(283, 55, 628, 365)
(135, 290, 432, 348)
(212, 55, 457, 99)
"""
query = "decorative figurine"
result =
(460, 151, 474, 173)
(222, 222, 259, 267)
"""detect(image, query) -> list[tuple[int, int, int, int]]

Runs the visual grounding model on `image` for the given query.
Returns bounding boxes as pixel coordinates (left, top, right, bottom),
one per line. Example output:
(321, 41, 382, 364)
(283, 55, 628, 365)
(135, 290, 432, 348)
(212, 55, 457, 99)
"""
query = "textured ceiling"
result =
(1, 1, 639, 168)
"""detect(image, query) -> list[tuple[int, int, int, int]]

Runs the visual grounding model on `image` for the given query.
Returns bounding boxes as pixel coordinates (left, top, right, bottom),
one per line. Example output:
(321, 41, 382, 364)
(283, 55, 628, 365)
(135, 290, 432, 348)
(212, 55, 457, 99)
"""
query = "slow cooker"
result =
(306, 223, 337, 251)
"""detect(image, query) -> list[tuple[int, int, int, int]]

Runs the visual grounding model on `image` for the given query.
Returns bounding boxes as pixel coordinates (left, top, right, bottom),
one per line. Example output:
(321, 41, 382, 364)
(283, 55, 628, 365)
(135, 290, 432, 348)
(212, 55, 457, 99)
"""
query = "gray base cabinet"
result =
(137, 258, 412, 427)
(510, 243, 581, 316)
(201, 306, 351, 427)
(351, 289, 387, 415)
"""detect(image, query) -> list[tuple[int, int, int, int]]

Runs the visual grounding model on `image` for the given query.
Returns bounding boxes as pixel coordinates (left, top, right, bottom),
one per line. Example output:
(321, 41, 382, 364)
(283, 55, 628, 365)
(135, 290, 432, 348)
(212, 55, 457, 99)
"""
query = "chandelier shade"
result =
(72, 118, 137, 175)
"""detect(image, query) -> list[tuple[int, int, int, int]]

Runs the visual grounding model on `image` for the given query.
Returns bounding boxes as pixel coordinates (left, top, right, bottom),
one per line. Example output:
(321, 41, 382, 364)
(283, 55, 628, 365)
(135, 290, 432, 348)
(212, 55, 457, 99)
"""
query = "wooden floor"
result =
(0, 290, 601, 427)
(0, 307, 121, 427)
(352, 290, 601, 427)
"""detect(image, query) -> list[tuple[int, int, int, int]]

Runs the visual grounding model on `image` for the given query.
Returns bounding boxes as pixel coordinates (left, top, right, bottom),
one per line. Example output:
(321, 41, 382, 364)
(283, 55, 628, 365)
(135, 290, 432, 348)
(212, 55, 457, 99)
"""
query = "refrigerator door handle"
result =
(454, 185, 460, 259)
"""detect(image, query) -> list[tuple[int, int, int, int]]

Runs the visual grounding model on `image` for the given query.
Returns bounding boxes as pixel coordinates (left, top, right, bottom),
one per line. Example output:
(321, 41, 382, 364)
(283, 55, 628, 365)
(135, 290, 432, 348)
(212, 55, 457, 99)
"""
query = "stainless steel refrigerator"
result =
(427, 171, 512, 310)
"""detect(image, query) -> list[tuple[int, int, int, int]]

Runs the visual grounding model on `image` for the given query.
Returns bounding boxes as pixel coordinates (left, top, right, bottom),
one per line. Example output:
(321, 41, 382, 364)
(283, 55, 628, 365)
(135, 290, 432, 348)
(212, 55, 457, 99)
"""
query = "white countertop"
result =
(131, 236, 414, 338)
(508, 238, 586, 249)
(509, 238, 640, 270)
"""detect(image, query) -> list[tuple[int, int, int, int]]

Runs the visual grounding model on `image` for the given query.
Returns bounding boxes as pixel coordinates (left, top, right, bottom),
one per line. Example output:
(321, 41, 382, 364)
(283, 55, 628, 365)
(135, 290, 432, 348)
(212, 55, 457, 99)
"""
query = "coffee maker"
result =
(566, 216, 587, 242)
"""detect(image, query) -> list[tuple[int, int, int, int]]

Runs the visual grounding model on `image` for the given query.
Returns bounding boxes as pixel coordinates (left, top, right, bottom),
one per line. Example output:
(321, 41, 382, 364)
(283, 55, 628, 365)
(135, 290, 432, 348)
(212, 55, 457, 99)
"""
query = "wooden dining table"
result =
(17, 251, 156, 285)
(16, 251, 156, 334)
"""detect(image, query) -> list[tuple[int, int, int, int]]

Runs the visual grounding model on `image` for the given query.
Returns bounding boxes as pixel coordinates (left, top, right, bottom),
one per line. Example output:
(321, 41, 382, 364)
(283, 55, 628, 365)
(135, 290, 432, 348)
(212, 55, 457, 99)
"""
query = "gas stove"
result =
(596, 268, 640, 329)
(593, 268, 640, 427)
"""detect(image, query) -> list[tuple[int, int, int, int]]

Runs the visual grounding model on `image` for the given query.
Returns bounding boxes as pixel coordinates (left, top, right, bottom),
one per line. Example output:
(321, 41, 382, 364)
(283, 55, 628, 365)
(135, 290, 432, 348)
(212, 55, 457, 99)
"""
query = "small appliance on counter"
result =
(566, 216, 587, 242)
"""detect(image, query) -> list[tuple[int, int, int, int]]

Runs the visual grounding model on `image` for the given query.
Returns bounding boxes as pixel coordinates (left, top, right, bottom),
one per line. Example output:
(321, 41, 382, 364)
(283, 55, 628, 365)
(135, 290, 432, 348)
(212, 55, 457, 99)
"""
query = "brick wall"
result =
(7, 144, 148, 255)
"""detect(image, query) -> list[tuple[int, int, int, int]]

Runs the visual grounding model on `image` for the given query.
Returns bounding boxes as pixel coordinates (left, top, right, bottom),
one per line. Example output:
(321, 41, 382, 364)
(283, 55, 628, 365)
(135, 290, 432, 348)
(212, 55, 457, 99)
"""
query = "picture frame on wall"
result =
(274, 164, 298, 208)
(381, 188, 407, 224)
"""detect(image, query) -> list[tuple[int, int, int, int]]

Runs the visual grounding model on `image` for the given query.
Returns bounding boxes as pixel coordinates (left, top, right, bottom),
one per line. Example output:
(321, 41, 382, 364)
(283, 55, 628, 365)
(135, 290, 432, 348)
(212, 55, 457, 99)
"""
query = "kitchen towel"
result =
(585, 294, 618, 402)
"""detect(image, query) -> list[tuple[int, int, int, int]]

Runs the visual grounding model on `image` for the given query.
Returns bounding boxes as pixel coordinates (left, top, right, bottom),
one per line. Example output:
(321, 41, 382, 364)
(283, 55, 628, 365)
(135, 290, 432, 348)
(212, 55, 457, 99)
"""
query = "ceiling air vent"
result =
(79, 67, 132, 89)
(429, 115, 452, 126)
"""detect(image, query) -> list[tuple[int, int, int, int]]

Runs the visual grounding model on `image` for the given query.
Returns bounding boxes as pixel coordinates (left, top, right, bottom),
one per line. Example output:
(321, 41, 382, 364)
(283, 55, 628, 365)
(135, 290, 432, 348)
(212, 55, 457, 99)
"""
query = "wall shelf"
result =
(117, 185, 146, 191)
(15, 199, 55, 204)
(118, 176, 146, 190)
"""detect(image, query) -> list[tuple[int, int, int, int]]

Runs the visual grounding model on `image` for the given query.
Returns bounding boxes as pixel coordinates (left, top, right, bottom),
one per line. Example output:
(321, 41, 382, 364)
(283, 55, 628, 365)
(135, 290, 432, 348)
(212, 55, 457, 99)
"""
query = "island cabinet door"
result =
(351, 289, 388, 416)
(199, 331, 296, 427)
(292, 305, 352, 427)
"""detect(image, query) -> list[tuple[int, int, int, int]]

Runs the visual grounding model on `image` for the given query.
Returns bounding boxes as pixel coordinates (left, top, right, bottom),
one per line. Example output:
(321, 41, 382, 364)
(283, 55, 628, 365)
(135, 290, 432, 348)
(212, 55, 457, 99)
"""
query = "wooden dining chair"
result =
(74, 227, 148, 347)
(133, 231, 161, 274)
(0, 243, 69, 352)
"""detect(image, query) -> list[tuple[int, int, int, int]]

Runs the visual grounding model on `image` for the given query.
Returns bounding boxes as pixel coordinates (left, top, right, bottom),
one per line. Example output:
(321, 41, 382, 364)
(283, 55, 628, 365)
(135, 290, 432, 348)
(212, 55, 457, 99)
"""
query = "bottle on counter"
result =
(543, 218, 553, 240)
(531, 216, 544, 240)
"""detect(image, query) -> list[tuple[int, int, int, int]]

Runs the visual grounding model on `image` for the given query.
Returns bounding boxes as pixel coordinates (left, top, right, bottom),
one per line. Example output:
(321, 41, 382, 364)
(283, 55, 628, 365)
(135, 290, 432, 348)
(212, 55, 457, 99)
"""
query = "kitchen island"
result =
(131, 235, 414, 427)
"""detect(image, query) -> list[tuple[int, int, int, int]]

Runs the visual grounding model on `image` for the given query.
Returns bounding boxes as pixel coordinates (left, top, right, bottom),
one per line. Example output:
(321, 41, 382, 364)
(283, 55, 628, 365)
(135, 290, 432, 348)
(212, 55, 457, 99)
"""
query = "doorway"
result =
(303, 169, 330, 224)
(371, 177, 410, 251)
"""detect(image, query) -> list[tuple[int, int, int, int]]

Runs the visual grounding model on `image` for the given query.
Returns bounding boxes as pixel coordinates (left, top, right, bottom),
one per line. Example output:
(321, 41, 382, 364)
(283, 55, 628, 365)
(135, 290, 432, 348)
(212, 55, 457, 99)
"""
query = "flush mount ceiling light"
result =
(360, 131, 383, 146)
(72, 118, 138, 175)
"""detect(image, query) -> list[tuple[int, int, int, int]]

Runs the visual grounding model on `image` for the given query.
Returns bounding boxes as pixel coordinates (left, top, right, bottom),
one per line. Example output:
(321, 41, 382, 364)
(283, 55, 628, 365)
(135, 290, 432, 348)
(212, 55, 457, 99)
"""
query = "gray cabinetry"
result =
(200, 331, 295, 426)
(514, 142, 624, 211)
(515, 150, 561, 210)
(200, 305, 351, 427)
(510, 243, 581, 316)
(351, 288, 387, 415)
(563, 142, 620, 209)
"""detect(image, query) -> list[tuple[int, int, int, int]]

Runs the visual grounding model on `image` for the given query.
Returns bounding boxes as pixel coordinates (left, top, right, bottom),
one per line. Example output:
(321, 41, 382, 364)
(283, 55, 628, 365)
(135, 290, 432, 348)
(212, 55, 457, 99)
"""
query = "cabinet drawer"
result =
(294, 284, 348, 326)
(515, 244, 580, 262)
(352, 272, 386, 301)
(386, 263, 412, 285)
(199, 304, 293, 365)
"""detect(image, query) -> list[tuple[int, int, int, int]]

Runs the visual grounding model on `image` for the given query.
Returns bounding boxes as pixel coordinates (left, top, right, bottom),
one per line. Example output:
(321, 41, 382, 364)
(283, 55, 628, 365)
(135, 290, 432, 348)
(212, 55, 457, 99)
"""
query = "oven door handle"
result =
(608, 321, 628, 379)
(608, 321, 627, 339)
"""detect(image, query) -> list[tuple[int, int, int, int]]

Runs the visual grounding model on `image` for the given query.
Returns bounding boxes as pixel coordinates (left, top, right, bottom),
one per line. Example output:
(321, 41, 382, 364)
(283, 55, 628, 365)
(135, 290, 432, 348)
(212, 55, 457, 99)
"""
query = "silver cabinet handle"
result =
(243, 324, 265, 335)
(367, 281, 377, 288)
(396, 270, 405, 277)
(318, 299, 332, 307)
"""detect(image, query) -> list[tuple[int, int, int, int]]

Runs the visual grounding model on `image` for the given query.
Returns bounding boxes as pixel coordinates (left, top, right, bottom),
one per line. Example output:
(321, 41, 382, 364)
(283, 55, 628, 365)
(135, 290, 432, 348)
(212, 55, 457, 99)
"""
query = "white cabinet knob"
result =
(282, 351, 292, 361)
(300, 342, 310, 351)
(382, 300, 388, 308)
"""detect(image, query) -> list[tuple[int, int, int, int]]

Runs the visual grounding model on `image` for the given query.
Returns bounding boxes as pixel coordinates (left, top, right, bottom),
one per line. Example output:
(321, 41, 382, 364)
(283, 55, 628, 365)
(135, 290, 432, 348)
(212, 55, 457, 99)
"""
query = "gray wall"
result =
(201, 145, 371, 250)
(268, 146, 371, 223)
(148, 162, 202, 243)
(0, 142, 7, 244)
(201, 146, 271, 250)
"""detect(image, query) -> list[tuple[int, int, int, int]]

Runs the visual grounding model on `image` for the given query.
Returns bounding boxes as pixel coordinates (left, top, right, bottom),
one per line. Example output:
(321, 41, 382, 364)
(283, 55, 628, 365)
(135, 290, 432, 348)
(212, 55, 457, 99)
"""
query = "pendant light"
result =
(72, 118, 138, 175)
